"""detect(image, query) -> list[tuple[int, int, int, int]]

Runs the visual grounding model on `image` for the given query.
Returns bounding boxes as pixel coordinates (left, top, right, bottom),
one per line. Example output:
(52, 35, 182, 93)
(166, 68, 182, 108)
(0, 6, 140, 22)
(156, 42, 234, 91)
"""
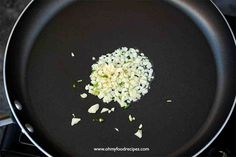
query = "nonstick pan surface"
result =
(3, 0, 236, 156)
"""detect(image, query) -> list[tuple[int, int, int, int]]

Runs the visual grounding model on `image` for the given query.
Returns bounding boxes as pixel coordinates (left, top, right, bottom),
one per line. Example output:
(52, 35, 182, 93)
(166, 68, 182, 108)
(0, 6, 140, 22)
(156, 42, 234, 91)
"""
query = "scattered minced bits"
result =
(99, 118, 104, 123)
(92, 118, 105, 123)
(80, 93, 88, 98)
(134, 124, 143, 138)
(101, 107, 115, 114)
(110, 107, 115, 112)
(138, 124, 143, 129)
(134, 129, 142, 139)
(108, 107, 115, 114)
(88, 104, 99, 113)
(77, 80, 82, 83)
(73, 80, 82, 89)
(128, 114, 136, 122)
(71, 114, 81, 126)
(85, 47, 154, 108)
(71, 48, 151, 139)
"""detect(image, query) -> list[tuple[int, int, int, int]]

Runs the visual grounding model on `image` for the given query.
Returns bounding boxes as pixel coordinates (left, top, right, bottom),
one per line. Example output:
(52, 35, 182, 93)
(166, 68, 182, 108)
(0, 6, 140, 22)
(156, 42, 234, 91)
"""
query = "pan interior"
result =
(6, 1, 218, 157)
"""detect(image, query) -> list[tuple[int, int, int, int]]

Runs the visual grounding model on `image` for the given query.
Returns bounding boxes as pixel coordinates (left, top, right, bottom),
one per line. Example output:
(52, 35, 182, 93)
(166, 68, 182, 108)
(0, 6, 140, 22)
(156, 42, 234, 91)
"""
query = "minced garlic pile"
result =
(85, 47, 154, 108)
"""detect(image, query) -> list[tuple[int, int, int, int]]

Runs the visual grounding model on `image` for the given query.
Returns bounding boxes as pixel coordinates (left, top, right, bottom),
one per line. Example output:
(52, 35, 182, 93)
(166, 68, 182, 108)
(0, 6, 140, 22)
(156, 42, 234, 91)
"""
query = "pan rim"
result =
(2, 0, 53, 157)
(2, 0, 236, 157)
(192, 0, 236, 156)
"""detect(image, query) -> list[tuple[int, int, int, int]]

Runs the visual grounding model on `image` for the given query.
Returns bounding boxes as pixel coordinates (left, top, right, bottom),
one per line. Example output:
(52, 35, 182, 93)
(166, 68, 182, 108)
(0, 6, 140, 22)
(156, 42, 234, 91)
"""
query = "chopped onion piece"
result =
(99, 118, 104, 123)
(139, 124, 143, 129)
(71, 118, 81, 126)
(71, 114, 81, 126)
(80, 93, 88, 98)
(77, 80, 82, 83)
(128, 114, 135, 122)
(129, 115, 133, 122)
(88, 104, 99, 113)
(134, 129, 142, 139)
(101, 108, 109, 113)
(110, 107, 115, 112)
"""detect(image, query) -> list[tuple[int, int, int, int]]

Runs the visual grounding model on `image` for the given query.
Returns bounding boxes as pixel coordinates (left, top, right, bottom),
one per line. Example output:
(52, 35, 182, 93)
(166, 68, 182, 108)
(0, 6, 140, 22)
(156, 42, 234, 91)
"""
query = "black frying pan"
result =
(3, 0, 236, 156)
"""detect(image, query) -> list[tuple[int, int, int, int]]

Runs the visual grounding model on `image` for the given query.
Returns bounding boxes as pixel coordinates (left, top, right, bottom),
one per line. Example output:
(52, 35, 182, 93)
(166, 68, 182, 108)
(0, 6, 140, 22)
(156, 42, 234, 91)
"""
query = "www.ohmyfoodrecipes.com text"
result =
(93, 147, 150, 152)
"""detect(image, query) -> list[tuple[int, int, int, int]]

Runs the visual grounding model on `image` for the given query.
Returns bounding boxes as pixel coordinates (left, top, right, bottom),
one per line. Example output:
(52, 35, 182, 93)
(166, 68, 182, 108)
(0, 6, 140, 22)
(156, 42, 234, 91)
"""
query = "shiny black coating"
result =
(4, 0, 236, 156)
